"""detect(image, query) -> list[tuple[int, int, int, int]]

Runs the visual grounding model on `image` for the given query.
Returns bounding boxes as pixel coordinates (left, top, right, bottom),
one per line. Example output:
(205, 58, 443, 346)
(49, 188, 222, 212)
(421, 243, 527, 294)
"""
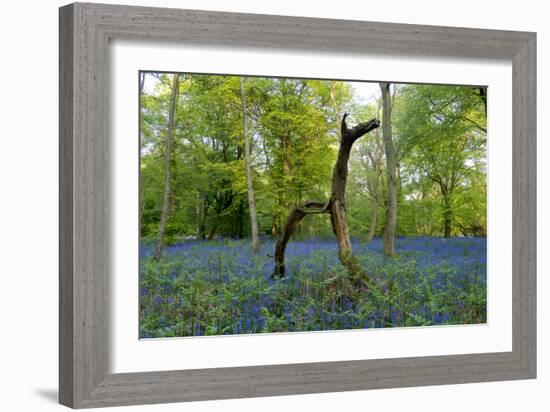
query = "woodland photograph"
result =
(139, 72, 487, 338)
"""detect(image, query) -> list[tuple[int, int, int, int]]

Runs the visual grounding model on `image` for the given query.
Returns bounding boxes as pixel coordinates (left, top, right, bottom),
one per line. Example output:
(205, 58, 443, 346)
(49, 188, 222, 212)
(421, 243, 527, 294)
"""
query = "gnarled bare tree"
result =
(272, 114, 380, 287)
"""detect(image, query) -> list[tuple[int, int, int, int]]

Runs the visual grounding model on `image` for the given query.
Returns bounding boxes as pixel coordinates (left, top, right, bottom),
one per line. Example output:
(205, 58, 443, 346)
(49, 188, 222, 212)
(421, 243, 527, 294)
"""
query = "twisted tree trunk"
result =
(273, 114, 380, 287)
(273, 201, 330, 277)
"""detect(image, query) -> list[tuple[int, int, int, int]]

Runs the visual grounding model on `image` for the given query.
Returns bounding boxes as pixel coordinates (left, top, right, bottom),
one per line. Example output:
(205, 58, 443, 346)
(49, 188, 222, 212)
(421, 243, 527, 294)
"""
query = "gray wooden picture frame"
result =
(59, 2, 536, 408)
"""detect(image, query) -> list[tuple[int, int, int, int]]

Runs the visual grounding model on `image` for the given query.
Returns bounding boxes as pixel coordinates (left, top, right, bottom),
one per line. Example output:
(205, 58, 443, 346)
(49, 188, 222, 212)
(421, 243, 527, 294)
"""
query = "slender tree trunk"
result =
(196, 193, 207, 240)
(443, 216, 452, 238)
(478, 86, 487, 116)
(366, 134, 383, 242)
(380, 82, 397, 256)
(271, 215, 279, 237)
(443, 195, 452, 238)
(273, 114, 380, 288)
(139, 72, 145, 95)
(154, 74, 179, 260)
(241, 77, 260, 253)
(207, 226, 216, 241)
(366, 199, 378, 242)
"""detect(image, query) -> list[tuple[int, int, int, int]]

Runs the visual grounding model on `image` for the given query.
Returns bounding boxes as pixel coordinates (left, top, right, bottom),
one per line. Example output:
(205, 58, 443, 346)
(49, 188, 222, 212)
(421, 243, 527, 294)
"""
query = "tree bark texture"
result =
(241, 77, 261, 253)
(380, 82, 398, 256)
(154, 73, 179, 260)
(273, 114, 380, 287)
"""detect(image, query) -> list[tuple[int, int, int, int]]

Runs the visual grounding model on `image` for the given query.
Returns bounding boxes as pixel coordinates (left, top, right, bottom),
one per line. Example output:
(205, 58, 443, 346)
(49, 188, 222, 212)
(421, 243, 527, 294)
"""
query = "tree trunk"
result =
(154, 74, 179, 259)
(139, 72, 145, 95)
(207, 226, 216, 241)
(273, 201, 330, 276)
(273, 114, 380, 288)
(196, 193, 208, 240)
(380, 82, 397, 256)
(443, 216, 452, 238)
(366, 199, 378, 242)
(443, 196, 452, 238)
(366, 132, 383, 242)
(241, 77, 260, 253)
(478, 86, 487, 116)
(271, 215, 279, 237)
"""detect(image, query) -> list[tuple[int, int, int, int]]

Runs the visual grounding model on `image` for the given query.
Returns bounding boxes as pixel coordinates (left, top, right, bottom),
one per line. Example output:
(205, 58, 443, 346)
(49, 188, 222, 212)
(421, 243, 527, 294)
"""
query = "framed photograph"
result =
(59, 2, 536, 408)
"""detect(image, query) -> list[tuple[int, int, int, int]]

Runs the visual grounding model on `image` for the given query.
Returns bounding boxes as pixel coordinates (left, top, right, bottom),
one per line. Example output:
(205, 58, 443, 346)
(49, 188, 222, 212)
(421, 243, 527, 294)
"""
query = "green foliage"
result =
(140, 74, 486, 242)
(394, 84, 487, 236)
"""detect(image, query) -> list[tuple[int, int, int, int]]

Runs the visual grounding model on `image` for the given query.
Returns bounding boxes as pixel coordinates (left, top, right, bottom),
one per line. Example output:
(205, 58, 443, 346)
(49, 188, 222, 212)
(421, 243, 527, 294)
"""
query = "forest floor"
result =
(139, 236, 487, 338)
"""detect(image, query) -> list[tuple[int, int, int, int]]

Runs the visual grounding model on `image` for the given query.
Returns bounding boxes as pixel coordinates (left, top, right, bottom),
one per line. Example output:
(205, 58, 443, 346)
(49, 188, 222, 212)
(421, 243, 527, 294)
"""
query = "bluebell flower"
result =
(139, 236, 486, 337)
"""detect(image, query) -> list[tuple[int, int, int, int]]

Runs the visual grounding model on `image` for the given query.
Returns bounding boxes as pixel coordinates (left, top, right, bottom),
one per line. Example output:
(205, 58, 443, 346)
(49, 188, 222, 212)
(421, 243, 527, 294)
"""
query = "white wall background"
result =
(0, 1, 546, 411)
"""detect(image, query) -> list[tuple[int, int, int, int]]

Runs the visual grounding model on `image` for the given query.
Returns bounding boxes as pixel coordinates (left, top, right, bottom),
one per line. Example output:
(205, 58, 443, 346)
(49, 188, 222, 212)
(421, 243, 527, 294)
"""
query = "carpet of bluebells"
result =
(139, 237, 486, 338)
